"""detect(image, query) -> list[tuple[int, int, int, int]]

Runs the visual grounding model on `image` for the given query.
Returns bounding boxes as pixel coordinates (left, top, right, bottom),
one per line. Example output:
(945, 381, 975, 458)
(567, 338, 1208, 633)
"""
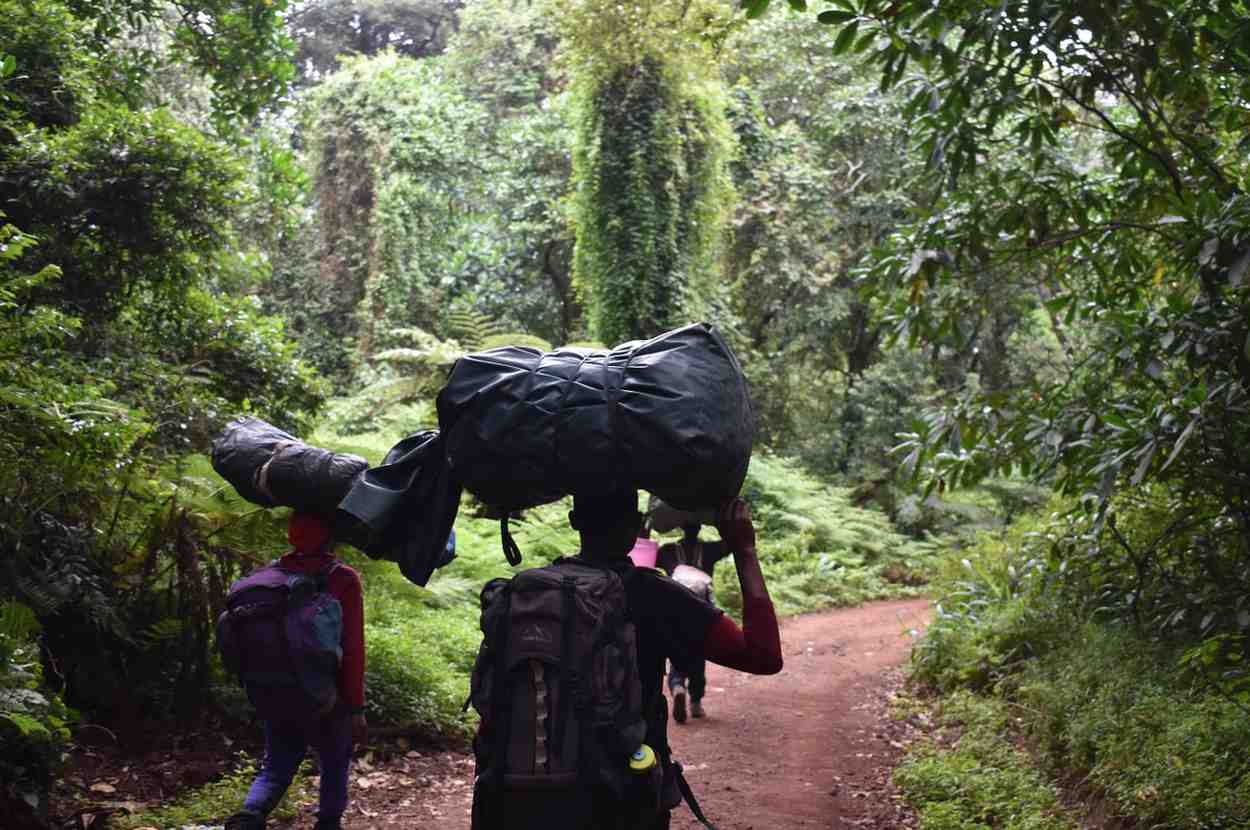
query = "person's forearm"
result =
(731, 540, 771, 603)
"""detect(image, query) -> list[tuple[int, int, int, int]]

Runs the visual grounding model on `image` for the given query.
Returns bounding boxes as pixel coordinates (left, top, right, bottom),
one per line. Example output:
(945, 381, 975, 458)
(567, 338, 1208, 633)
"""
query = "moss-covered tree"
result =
(559, 0, 737, 344)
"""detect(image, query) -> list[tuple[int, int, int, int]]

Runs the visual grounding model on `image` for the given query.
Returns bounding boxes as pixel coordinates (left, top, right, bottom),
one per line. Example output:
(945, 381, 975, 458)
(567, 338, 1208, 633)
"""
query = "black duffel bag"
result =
(436, 322, 754, 512)
(210, 416, 368, 513)
(335, 431, 462, 587)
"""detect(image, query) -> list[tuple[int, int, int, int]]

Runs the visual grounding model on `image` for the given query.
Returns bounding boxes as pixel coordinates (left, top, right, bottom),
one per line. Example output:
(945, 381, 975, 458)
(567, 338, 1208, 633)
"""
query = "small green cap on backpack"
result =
(629, 744, 656, 773)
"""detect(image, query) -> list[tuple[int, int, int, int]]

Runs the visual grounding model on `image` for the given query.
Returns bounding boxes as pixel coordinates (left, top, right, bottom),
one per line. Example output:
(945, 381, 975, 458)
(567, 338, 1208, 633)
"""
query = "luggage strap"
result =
(500, 516, 522, 566)
(673, 761, 719, 830)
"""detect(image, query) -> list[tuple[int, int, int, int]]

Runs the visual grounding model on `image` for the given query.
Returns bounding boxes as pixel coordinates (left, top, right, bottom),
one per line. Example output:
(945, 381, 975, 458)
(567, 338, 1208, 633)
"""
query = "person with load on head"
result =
(219, 512, 368, 830)
(467, 490, 782, 830)
(656, 522, 731, 724)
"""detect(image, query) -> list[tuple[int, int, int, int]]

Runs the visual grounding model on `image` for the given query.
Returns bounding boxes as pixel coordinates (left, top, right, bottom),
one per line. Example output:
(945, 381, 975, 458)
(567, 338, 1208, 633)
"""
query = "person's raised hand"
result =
(716, 497, 756, 553)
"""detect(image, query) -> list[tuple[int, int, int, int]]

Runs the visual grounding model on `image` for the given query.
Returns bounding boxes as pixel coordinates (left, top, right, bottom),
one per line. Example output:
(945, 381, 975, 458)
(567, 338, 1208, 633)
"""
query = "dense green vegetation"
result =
(893, 691, 1075, 830)
(4, 0, 1249, 826)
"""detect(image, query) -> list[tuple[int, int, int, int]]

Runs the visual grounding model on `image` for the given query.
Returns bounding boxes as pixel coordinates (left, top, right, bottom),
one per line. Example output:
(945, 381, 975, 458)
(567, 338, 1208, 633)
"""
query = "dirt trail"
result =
(667, 598, 930, 830)
(327, 597, 931, 830)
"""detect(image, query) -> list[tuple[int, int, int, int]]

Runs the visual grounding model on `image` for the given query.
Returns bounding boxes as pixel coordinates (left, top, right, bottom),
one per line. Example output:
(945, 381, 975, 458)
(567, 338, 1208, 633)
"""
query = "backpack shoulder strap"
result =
(489, 587, 514, 793)
(551, 574, 578, 758)
(315, 560, 341, 591)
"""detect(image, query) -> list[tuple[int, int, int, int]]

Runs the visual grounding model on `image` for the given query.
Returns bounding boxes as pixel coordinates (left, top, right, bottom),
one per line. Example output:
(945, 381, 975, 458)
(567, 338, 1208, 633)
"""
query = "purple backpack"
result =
(216, 561, 343, 721)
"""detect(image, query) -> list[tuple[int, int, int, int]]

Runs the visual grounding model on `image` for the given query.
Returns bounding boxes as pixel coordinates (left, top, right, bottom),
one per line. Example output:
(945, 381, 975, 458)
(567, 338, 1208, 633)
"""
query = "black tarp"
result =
(335, 431, 462, 587)
(210, 417, 368, 513)
(436, 323, 754, 512)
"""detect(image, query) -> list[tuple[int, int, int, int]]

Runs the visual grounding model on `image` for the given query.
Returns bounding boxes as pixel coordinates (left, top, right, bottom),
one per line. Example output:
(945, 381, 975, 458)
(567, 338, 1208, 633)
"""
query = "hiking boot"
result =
(691, 700, 705, 719)
(672, 684, 687, 724)
(312, 819, 343, 830)
(224, 810, 264, 830)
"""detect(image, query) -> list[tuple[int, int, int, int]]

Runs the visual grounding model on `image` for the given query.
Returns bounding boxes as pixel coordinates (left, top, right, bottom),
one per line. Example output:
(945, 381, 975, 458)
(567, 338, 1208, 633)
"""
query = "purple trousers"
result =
(243, 710, 353, 822)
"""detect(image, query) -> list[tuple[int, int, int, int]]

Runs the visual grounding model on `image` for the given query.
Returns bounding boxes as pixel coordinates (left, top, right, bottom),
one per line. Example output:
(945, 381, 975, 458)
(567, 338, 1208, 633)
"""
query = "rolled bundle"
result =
(210, 417, 368, 514)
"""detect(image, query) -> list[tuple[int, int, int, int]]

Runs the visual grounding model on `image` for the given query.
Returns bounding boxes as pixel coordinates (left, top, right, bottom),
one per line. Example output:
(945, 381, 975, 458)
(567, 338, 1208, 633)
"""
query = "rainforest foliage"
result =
(3, 0, 1249, 826)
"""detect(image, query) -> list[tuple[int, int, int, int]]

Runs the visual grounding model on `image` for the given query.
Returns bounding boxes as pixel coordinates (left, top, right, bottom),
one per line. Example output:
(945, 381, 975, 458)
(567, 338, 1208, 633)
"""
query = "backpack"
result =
(216, 561, 343, 722)
(468, 558, 656, 829)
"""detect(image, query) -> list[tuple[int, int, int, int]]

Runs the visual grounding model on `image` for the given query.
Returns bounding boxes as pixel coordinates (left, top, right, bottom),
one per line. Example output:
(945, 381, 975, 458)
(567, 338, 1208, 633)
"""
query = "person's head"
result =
(681, 522, 701, 545)
(288, 511, 335, 555)
(570, 489, 642, 562)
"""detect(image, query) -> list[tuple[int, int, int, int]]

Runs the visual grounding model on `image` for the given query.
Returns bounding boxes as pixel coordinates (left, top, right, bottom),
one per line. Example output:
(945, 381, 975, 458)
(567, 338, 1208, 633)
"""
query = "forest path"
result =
(324, 597, 931, 830)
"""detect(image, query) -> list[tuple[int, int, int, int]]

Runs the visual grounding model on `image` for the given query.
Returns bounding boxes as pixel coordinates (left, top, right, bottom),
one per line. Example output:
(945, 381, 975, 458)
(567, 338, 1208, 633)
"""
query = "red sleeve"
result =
(329, 566, 366, 710)
(702, 594, 782, 675)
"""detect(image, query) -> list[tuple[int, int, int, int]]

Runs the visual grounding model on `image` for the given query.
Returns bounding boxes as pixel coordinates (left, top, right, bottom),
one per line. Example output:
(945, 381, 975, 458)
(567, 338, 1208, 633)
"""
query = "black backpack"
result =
(467, 559, 720, 830)
(468, 558, 659, 828)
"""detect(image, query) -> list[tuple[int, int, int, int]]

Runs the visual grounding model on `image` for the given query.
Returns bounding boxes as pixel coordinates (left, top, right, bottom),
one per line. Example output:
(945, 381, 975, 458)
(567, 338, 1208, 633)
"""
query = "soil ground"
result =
(63, 598, 931, 829)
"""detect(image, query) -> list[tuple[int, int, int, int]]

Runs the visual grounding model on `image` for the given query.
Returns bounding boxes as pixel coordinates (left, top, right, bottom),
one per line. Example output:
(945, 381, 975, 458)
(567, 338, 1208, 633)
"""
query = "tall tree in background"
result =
(559, 0, 737, 344)
(801, 0, 1250, 513)
(305, 53, 488, 364)
(779, 0, 1250, 635)
(441, 0, 580, 344)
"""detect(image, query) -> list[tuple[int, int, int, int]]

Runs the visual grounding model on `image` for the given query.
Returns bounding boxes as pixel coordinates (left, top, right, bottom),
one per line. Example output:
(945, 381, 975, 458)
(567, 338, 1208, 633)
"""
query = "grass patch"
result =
(115, 755, 312, 830)
(907, 500, 1250, 829)
(894, 691, 1078, 830)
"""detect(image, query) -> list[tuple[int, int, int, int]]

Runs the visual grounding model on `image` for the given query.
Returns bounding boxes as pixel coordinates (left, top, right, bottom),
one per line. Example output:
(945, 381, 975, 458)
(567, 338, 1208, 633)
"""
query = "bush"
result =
(907, 492, 1250, 828)
(909, 507, 1069, 693)
(1018, 626, 1250, 828)
(0, 602, 74, 826)
(895, 691, 1076, 830)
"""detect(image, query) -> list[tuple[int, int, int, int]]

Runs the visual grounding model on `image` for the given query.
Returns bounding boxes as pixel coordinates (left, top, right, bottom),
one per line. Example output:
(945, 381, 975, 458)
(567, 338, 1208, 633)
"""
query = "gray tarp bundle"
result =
(648, 498, 717, 534)
(210, 417, 368, 514)
(436, 322, 754, 513)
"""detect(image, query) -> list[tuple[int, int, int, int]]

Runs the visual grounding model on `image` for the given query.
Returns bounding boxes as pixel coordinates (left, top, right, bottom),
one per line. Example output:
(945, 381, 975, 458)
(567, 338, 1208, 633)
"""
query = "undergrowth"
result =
(907, 496, 1250, 829)
(894, 691, 1076, 830)
(1019, 626, 1250, 828)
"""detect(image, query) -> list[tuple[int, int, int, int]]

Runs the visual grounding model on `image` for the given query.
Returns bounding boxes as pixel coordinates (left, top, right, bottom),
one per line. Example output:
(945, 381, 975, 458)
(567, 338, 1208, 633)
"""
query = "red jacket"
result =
(278, 551, 366, 712)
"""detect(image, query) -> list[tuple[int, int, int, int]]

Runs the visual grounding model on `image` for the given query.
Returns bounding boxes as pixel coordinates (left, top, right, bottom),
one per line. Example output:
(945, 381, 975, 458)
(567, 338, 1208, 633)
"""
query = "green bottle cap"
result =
(629, 744, 656, 773)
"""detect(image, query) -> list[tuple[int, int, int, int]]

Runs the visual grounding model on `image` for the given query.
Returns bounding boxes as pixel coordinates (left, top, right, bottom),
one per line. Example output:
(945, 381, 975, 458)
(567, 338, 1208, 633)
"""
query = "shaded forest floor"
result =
(59, 599, 932, 829)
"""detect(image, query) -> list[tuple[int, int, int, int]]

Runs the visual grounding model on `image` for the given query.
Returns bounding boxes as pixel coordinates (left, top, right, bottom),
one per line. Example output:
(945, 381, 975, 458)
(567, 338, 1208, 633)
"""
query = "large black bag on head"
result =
(436, 323, 753, 512)
(210, 417, 368, 513)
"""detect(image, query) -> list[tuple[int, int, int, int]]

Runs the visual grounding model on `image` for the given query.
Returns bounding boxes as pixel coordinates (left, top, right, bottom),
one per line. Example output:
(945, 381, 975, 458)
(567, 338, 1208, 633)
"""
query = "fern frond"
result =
(373, 348, 435, 366)
(0, 602, 40, 642)
(446, 306, 501, 351)
(140, 617, 185, 646)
